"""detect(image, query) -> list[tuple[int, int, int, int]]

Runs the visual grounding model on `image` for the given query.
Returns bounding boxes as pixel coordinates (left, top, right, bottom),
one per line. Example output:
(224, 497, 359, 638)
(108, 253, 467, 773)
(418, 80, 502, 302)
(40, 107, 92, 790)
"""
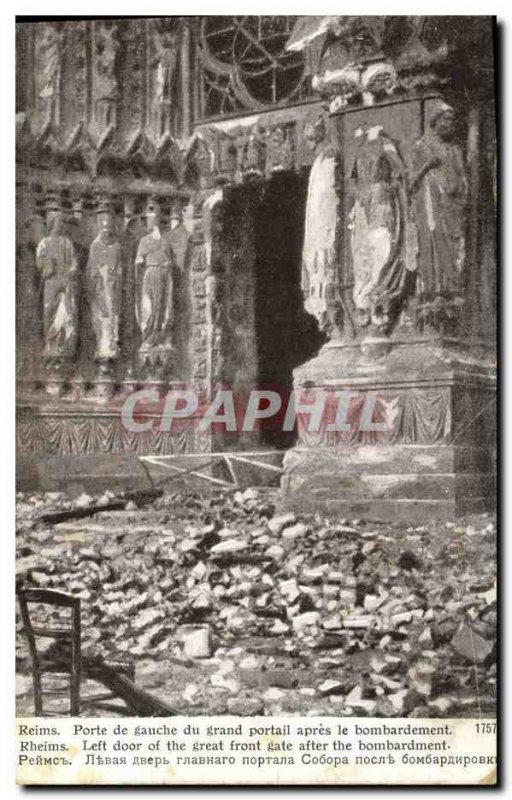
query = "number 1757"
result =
(475, 722, 497, 734)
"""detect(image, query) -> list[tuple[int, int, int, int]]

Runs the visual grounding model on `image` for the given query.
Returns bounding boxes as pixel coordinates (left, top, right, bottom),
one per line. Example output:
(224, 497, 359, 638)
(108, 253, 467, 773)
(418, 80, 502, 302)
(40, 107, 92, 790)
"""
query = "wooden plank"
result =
(142, 458, 233, 487)
(222, 455, 239, 488)
(228, 454, 284, 473)
(93, 666, 179, 716)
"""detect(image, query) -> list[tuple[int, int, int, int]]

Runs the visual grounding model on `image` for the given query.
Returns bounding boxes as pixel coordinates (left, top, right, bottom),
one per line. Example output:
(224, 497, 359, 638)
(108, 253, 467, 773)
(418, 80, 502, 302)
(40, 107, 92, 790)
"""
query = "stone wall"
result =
(15, 16, 496, 478)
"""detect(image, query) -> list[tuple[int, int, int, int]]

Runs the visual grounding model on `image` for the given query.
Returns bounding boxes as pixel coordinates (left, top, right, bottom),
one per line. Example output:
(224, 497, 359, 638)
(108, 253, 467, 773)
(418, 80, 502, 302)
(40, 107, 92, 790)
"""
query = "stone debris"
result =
(263, 687, 285, 702)
(15, 487, 496, 717)
(183, 683, 199, 703)
(181, 626, 211, 659)
(318, 679, 344, 696)
(450, 621, 494, 664)
(74, 493, 93, 509)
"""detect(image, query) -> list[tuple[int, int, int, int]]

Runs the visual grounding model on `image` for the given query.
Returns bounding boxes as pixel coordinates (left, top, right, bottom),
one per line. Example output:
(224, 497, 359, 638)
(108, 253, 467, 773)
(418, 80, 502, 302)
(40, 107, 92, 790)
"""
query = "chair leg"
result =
(70, 674, 80, 716)
(33, 671, 43, 716)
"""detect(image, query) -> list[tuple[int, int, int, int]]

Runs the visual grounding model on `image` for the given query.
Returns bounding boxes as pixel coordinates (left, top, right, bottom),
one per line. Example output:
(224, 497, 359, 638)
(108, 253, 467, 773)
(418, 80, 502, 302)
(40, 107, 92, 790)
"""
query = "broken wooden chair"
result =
(17, 587, 134, 716)
(17, 587, 178, 716)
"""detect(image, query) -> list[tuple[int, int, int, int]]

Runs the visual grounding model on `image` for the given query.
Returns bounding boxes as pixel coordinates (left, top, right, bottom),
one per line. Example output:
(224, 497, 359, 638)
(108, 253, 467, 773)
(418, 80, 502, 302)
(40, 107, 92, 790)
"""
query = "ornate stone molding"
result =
(17, 20, 186, 183)
(16, 410, 202, 456)
(183, 105, 325, 188)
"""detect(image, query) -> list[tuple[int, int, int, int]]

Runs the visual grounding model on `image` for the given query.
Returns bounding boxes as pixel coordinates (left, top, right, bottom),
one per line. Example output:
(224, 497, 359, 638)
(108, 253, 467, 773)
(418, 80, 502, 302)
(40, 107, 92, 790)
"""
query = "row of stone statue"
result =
(302, 100, 469, 339)
(23, 99, 468, 394)
(32, 204, 188, 384)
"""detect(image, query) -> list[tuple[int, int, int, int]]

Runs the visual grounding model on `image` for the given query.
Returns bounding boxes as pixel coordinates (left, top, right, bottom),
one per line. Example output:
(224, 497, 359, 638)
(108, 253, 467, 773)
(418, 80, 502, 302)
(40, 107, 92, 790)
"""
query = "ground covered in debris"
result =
(16, 487, 497, 718)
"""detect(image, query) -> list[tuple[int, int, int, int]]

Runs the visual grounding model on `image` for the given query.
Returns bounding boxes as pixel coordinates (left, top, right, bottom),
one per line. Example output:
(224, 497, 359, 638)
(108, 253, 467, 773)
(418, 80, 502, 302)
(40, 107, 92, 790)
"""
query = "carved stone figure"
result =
(266, 125, 294, 173)
(217, 133, 237, 180)
(92, 21, 120, 137)
(244, 127, 266, 174)
(33, 23, 62, 132)
(120, 214, 144, 383)
(349, 125, 408, 334)
(361, 62, 397, 106)
(150, 19, 179, 140)
(301, 117, 342, 338)
(86, 212, 123, 366)
(16, 215, 46, 380)
(135, 206, 175, 374)
(36, 212, 78, 365)
(313, 67, 361, 114)
(410, 102, 468, 302)
(185, 133, 215, 189)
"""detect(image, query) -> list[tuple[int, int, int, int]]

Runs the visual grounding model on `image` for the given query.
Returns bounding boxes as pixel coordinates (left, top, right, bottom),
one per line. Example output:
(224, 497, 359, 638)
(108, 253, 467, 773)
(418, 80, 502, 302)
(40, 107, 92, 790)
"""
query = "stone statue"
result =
(313, 67, 361, 114)
(266, 125, 294, 173)
(301, 117, 342, 338)
(86, 212, 123, 367)
(150, 20, 179, 140)
(244, 127, 266, 174)
(33, 23, 62, 132)
(92, 21, 119, 135)
(410, 101, 468, 302)
(36, 211, 78, 364)
(349, 125, 408, 334)
(135, 206, 175, 372)
(361, 62, 397, 106)
(17, 215, 46, 379)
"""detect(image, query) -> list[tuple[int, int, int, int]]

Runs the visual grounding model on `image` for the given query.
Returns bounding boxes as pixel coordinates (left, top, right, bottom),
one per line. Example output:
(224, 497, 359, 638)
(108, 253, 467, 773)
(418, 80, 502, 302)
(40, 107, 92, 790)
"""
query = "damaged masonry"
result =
(15, 15, 496, 720)
(16, 486, 496, 717)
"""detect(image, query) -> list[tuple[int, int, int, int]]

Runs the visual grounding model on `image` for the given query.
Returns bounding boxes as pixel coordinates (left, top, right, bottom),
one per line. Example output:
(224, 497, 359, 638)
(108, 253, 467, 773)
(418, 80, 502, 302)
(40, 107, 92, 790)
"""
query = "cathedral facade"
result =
(15, 17, 496, 517)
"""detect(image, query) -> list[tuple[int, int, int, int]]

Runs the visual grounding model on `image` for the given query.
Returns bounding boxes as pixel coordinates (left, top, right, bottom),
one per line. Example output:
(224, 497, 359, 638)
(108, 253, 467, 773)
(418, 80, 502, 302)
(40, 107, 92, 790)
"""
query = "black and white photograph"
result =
(13, 11, 497, 786)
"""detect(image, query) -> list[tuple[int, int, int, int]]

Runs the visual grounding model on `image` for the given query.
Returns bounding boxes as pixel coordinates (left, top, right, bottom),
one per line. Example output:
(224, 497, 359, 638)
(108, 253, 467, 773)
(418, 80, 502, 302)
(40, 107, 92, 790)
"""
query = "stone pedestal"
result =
(282, 338, 496, 522)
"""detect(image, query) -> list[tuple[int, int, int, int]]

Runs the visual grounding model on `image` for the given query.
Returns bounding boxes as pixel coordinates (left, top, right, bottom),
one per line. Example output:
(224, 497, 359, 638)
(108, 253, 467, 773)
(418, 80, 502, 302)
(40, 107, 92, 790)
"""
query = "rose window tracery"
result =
(199, 16, 307, 118)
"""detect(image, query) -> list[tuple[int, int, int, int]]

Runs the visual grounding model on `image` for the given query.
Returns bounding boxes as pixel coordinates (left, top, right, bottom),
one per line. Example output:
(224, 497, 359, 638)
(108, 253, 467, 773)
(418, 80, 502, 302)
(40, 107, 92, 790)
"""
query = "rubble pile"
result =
(16, 487, 497, 717)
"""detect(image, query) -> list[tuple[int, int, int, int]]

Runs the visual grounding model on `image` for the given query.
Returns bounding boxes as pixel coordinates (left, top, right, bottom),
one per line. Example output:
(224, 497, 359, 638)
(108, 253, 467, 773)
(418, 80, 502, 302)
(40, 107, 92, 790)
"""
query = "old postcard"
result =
(14, 14, 497, 786)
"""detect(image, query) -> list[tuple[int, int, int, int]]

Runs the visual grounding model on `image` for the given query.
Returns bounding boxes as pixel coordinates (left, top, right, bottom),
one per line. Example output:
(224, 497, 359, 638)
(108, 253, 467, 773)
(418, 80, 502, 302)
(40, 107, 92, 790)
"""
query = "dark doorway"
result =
(253, 171, 324, 448)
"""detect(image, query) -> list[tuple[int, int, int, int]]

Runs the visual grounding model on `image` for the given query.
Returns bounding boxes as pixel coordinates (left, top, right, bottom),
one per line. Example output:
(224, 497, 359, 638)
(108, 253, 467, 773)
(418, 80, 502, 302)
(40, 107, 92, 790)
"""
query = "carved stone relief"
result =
(33, 22, 63, 136)
(409, 101, 468, 335)
(135, 201, 176, 382)
(35, 207, 79, 392)
(296, 98, 469, 347)
(349, 125, 409, 336)
(265, 124, 295, 174)
(86, 206, 123, 394)
(301, 116, 343, 339)
(147, 19, 180, 143)
(90, 21, 120, 146)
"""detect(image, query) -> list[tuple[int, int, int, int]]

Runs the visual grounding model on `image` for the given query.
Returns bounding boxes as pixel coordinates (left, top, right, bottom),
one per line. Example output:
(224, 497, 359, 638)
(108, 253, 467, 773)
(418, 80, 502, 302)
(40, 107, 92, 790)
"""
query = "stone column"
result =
(282, 96, 496, 522)
(180, 21, 191, 139)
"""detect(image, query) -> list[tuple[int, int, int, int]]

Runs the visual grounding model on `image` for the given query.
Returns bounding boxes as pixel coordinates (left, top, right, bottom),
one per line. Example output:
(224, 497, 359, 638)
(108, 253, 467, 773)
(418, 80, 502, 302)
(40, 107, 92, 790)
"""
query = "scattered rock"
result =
(282, 523, 308, 540)
(292, 612, 320, 631)
(268, 513, 296, 535)
(183, 684, 199, 703)
(227, 697, 263, 715)
(15, 487, 496, 719)
(318, 679, 344, 696)
(450, 621, 494, 663)
(263, 687, 285, 702)
(74, 493, 93, 509)
(210, 540, 248, 555)
(182, 626, 211, 659)
(322, 615, 342, 631)
(398, 550, 423, 571)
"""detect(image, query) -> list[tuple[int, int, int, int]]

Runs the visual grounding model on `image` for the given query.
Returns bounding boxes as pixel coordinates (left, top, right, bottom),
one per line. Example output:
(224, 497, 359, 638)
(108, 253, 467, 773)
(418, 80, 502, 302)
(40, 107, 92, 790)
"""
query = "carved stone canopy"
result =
(286, 16, 493, 108)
